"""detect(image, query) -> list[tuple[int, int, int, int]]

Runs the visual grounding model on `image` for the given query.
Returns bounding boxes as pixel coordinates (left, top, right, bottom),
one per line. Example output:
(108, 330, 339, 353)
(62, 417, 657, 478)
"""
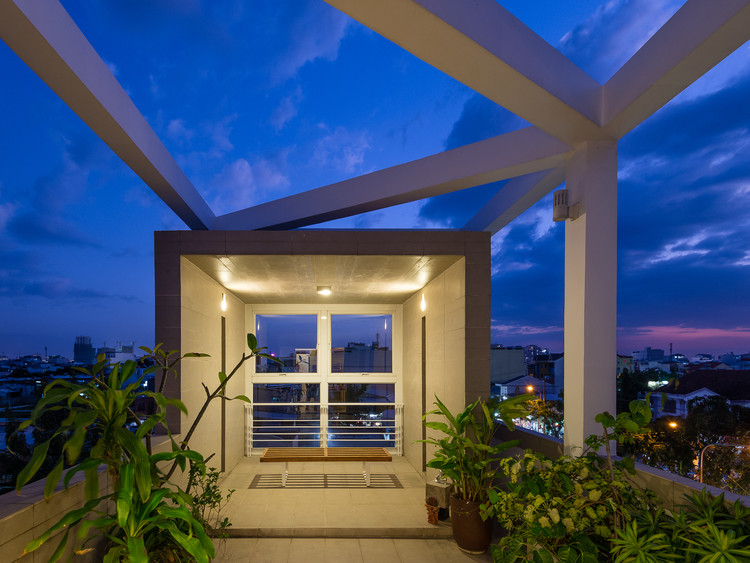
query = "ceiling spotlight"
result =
(317, 286, 332, 296)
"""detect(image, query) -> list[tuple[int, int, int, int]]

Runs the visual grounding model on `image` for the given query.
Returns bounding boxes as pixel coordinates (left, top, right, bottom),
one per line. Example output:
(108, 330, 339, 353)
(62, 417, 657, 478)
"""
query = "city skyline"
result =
(1, 0, 749, 358)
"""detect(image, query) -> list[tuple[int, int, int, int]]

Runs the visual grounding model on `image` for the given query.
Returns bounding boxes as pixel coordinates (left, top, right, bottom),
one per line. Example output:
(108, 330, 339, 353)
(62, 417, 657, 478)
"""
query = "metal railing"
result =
(245, 402, 403, 454)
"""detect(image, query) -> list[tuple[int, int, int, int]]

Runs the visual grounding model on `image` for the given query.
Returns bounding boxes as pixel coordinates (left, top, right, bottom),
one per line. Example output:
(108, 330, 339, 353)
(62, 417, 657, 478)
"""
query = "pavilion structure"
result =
(1, 0, 749, 474)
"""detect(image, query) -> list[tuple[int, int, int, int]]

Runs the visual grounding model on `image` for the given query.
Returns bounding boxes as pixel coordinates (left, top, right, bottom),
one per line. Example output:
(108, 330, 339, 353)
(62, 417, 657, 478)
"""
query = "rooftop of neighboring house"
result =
(657, 370, 750, 401)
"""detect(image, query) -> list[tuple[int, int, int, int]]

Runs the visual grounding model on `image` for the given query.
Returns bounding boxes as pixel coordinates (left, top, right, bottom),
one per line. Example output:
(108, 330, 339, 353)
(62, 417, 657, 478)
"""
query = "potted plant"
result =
(13, 333, 279, 562)
(482, 398, 662, 562)
(420, 394, 531, 553)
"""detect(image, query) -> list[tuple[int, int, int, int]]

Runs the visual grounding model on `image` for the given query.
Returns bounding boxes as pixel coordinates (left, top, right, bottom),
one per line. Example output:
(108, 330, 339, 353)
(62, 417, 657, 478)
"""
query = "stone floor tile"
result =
(324, 538, 363, 563)
(359, 538, 399, 563)
(289, 538, 326, 562)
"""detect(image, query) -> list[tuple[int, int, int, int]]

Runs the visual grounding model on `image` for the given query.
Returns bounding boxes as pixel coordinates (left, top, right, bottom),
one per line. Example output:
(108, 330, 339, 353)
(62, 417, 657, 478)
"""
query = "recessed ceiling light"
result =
(317, 286, 332, 296)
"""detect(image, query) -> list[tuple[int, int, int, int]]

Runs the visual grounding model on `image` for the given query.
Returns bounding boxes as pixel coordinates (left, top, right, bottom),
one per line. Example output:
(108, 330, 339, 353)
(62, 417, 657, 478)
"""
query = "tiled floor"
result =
(213, 538, 493, 562)
(220, 456, 455, 538)
(213, 456, 494, 561)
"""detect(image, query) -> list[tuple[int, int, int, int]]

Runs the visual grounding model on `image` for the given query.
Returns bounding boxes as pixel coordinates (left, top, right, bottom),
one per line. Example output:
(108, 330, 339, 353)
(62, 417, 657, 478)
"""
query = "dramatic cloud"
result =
(312, 126, 371, 175)
(3, 134, 107, 248)
(0, 184, 18, 233)
(166, 118, 195, 143)
(271, 88, 304, 131)
(559, 0, 684, 82)
(209, 157, 290, 214)
(8, 213, 98, 247)
(22, 278, 136, 301)
(444, 95, 527, 151)
(417, 95, 529, 227)
(618, 325, 750, 356)
(271, 1, 352, 83)
(411, 2, 750, 356)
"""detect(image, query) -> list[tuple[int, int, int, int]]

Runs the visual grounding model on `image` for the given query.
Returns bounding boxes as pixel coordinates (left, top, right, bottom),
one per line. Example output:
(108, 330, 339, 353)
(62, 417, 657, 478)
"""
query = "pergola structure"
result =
(2, 0, 749, 454)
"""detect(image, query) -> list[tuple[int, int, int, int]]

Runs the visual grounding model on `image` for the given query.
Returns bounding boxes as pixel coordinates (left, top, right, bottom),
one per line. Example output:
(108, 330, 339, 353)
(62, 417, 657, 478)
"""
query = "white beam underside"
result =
(0, 0, 215, 230)
(463, 168, 565, 234)
(603, 0, 750, 138)
(324, 0, 604, 144)
(214, 128, 571, 230)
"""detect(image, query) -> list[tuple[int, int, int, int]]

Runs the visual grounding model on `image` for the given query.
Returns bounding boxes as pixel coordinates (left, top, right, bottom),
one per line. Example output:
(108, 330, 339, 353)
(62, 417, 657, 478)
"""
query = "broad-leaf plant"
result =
(420, 394, 532, 503)
(13, 333, 279, 562)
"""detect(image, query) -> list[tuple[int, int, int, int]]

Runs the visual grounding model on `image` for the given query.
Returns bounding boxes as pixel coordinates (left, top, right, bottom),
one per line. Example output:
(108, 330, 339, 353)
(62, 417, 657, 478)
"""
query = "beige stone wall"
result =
(180, 258, 247, 476)
(0, 471, 110, 563)
(402, 259, 468, 478)
(224, 294, 249, 472)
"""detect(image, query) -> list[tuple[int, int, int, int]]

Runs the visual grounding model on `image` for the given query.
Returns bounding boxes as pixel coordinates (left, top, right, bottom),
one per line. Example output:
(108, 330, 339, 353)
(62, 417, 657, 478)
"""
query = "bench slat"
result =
(259, 447, 391, 463)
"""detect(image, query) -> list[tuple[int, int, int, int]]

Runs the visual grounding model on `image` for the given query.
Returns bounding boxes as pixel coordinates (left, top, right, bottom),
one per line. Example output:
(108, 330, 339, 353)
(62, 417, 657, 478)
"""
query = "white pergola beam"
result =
(0, 0, 215, 230)
(603, 0, 750, 138)
(214, 127, 571, 230)
(462, 167, 565, 234)
(324, 0, 604, 144)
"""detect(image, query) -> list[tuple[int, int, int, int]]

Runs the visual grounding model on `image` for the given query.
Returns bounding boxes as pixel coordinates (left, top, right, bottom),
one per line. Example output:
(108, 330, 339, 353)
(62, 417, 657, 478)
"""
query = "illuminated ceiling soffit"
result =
(184, 254, 462, 304)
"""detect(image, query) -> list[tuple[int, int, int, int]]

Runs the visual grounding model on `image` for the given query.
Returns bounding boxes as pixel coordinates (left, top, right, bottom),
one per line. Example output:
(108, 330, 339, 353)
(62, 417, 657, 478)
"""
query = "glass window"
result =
(331, 314, 392, 373)
(328, 383, 395, 403)
(328, 405, 396, 448)
(255, 314, 317, 373)
(252, 405, 321, 448)
(253, 383, 320, 404)
(252, 383, 321, 448)
(328, 383, 395, 447)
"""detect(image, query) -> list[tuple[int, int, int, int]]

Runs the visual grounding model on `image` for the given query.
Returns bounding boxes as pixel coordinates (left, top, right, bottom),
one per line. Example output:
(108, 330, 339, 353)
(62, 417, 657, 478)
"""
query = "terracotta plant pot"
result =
(425, 501, 440, 525)
(449, 494, 492, 553)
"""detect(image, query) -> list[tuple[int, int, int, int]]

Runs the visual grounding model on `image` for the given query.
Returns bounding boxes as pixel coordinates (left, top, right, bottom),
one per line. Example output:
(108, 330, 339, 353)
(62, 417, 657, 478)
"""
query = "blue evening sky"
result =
(0, 0, 749, 359)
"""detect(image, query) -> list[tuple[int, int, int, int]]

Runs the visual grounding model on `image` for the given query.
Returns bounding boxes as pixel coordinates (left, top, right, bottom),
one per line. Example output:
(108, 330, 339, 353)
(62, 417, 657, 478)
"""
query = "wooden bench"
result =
(259, 447, 392, 487)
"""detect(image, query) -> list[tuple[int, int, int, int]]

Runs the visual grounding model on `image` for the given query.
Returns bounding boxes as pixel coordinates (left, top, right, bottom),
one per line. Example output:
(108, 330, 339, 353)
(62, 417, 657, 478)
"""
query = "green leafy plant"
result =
(188, 463, 235, 539)
(419, 394, 531, 503)
(484, 398, 660, 562)
(611, 490, 750, 562)
(14, 333, 279, 562)
(610, 520, 679, 563)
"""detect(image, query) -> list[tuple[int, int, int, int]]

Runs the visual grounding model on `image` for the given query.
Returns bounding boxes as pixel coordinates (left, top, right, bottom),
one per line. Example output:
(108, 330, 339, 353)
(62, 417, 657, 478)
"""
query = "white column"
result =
(564, 141, 618, 455)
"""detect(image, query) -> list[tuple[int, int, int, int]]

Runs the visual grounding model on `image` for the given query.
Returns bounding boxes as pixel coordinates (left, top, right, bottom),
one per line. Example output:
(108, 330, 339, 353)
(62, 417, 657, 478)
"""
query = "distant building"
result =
(634, 359, 675, 373)
(635, 347, 665, 362)
(528, 353, 564, 383)
(96, 342, 138, 364)
(48, 354, 70, 365)
(490, 346, 526, 384)
(651, 369, 750, 418)
(617, 354, 634, 375)
(689, 353, 714, 363)
(331, 342, 391, 373)
(684, 361, 730, 374)
(74, 336, 95, 365)
(524, 344, 548, 364)
(294, 348, 317, 373)
(669, 353, 689, 366)
(719, 353, 741, 368)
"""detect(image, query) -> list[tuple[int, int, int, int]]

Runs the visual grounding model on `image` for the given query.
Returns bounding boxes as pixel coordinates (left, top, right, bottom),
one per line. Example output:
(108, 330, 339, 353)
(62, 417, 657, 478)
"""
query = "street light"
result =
(526, 385, 534, 393)
(668, 421, 678, 429)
